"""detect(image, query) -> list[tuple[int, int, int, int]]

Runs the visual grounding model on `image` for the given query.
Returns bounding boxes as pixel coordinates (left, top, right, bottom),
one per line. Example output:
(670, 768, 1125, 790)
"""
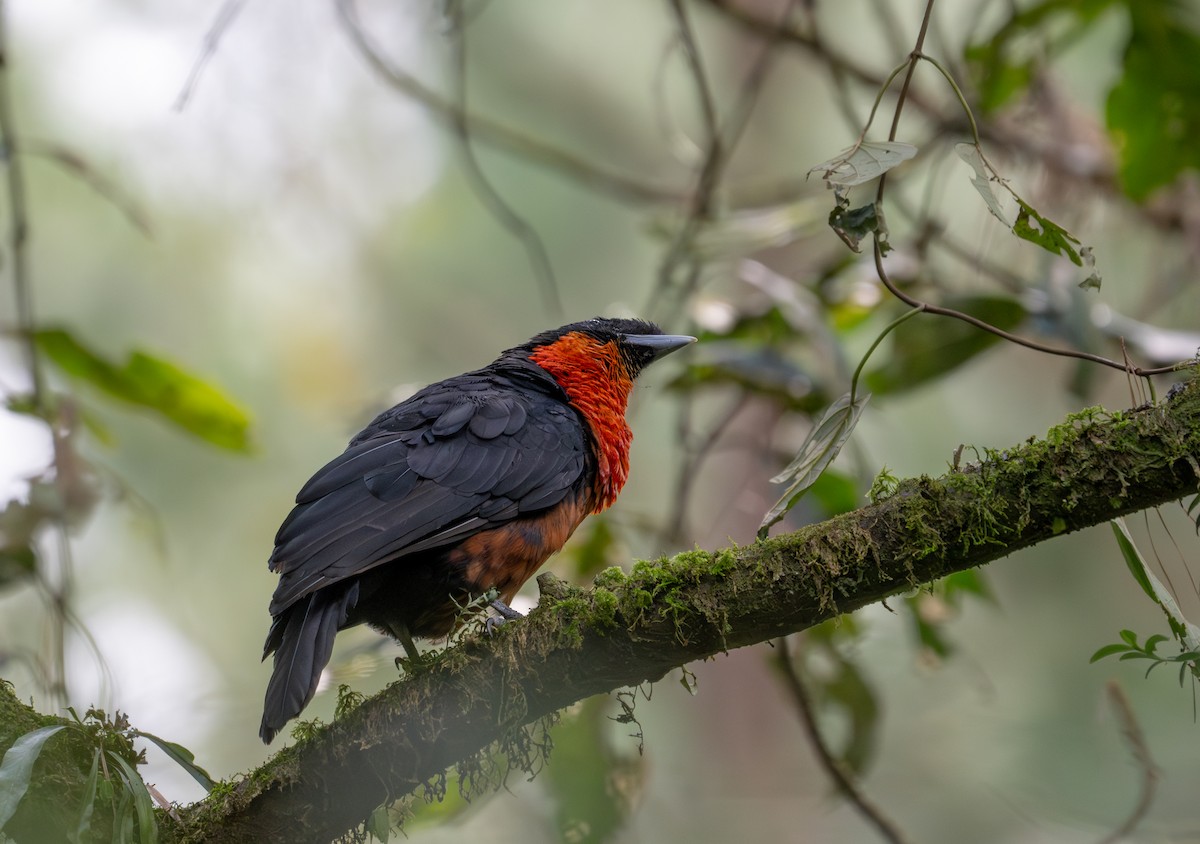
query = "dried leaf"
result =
(809, 141, 918, 187)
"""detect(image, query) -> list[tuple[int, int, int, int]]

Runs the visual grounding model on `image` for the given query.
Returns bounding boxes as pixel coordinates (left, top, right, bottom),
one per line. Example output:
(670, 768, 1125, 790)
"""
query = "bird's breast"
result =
(448, 492, 594, 601)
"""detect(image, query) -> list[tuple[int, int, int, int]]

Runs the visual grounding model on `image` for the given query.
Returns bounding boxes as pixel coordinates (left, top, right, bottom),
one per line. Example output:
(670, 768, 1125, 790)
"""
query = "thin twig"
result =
(871, 242, 1188, 377)
(1096, 681, 1159, 844)
(24, 141, 153, 236)
(867, 0, 1188, 379)
(174, 0, 250, 111)
(335, 0, 681, 206)
(668, 0, 721, 218)
(875, 0, 937, 203)
(650, 0, 727, 316)
(650, 0, 799, 316)
(699, 0, 941, 118)
(444, 4, 562, 318)
(0, 1, 39, 408)
(774, 637, 915, 844)
(0, 1, 73, 707)
(666, 392, 747, 543)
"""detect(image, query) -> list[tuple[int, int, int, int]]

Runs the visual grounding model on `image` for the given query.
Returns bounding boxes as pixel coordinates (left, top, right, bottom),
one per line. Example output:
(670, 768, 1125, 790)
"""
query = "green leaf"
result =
(864, 297, 1027, 395)
(908, 595, 955, 659)
(666, 345, 826, 413)
(1111, 520, 1157, 602)
(1143, 634, 1168, 655)
(542, 696, 642, 843)
(401, 769, 479, 830)
(1090, 643, 1132, 663)
(964, 0, 1119, 113)
(366, 804, 391, 842)
(107, 754, 158, 844)
(759, 391, 870, 537)
(35, 328, 252, 452)
(828, 200, 885, 253)
(814, 654, 880, 776)
(809, 141, 918, 187)
(68, 749, 101, 844)
(0, 725, 65, 829)
(570, 517, 617, 579)
(942, 569, 996, 606)
(111, 787, 133, 844)
(809, 470, 860, 517)
(1111, 519, 1200, 653)
(955, 143, 1014, 225)
(1107, 4, 1200, 200)
(1119, 628, 1139, 647)
(1012, 199, 1082, 265)
(132, 731, 214, 793)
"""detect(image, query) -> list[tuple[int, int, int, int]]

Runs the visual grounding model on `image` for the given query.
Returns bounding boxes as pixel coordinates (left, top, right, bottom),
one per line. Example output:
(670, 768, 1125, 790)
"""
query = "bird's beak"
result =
(623, 333, 697, 364)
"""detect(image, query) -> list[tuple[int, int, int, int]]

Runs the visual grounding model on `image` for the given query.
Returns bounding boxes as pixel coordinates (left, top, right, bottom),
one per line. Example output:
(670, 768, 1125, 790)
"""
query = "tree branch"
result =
(9, 378, 1200, 842)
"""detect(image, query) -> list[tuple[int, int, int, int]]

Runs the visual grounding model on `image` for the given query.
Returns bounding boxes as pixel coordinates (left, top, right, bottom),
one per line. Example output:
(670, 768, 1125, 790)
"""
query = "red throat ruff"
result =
(530, 332, 634, 510)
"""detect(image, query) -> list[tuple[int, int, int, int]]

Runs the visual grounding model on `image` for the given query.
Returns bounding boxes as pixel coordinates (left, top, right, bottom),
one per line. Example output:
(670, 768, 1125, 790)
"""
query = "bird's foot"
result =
(484, 599, 523, 635)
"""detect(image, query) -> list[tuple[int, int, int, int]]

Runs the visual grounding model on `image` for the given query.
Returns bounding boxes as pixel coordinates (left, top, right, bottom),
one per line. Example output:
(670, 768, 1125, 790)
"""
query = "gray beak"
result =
(623, 333, 697, 365)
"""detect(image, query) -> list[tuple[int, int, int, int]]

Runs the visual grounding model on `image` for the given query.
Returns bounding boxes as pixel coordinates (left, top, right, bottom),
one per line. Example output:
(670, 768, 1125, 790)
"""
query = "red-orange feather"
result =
(530, 332, 634, 511)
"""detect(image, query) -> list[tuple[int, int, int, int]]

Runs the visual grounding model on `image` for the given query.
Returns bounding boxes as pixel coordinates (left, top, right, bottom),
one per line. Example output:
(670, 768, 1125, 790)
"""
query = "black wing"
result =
(266, 370, 588, 617)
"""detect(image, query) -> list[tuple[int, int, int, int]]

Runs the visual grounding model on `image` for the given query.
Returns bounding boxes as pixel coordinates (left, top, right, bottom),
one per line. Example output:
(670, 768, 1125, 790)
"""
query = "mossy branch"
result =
(7, 379, 1200, 843)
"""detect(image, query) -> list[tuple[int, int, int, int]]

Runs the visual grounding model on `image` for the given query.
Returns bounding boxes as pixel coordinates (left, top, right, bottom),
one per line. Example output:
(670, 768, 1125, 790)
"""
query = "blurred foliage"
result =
(35, 328, 252, 453)
(968, 0, 1200, 200)
(1, 0, 1200, 840)
(864, 297, 1027, 395)
(541, 697, 644, 844)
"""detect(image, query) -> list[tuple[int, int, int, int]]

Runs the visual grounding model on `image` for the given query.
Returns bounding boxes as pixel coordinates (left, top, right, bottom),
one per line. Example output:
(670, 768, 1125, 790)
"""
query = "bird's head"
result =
(507, 317, 696, 509)
(515, 317, 696, 381)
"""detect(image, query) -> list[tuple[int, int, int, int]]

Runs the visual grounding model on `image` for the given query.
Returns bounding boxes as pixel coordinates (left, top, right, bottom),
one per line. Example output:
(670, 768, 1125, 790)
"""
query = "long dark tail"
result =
(259, 582, 359, 743)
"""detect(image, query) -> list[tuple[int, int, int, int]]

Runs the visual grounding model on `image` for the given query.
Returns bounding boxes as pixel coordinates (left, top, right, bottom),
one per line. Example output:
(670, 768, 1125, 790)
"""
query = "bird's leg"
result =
(484, 599, 524, 635)
(388, 622, 423, 668)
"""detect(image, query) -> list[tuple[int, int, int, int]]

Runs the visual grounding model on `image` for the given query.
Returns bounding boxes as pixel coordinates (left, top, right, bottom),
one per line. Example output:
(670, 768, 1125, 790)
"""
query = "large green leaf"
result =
(965, 0, 1119, 113)
(35, 328, 251, 452)
(132, 731, 214, 793)
(108, 753, 157, 844)
(0, 725, 64, 830)
(1107, 3, 1200, 200)
(68, 749, 101, 844)
(542, 697, 642, 844)
(863, 297, 1027, 395)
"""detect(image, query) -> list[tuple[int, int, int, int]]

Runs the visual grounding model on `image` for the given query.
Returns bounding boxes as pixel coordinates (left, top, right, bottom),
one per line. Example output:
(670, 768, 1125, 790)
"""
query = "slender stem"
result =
(445, 3, 563, 318)
(916, 53, 979, 144)
(775, 638, 915, 844)
(335, 0, 682, 206)
(871, 242, 1185, 377)
(875, 0, 937, 205)
(0, 0, 40, 408)
(850, 307, 923, 403)
(858, 61, 914, 144)
(1097, 681, 1159, 844)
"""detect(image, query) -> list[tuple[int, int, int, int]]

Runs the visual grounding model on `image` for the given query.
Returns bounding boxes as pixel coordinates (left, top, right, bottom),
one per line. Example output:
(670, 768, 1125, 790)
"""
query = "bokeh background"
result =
(2, 0, 1199, 841)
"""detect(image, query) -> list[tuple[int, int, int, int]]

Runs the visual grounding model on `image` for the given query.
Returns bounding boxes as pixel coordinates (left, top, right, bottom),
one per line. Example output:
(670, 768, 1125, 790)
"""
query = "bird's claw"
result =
(484, 599, 523, 636)
(489, 599, 523, 620)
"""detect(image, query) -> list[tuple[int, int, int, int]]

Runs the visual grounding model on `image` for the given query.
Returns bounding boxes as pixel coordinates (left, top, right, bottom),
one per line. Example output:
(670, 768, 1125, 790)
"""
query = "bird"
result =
(259, 317, 695, 743)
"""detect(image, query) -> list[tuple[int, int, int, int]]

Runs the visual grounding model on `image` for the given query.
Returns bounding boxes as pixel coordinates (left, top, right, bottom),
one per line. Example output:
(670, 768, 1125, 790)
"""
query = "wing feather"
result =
(267, 371, 589, 614)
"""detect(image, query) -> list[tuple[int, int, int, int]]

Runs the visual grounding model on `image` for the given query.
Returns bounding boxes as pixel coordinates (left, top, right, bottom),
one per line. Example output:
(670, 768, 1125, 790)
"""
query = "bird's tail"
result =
(259, 581, 359, 744)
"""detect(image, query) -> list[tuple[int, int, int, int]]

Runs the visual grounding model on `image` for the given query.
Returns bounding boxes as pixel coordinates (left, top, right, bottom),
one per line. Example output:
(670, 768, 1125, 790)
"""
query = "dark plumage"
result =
(260, 318, 694, 743)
